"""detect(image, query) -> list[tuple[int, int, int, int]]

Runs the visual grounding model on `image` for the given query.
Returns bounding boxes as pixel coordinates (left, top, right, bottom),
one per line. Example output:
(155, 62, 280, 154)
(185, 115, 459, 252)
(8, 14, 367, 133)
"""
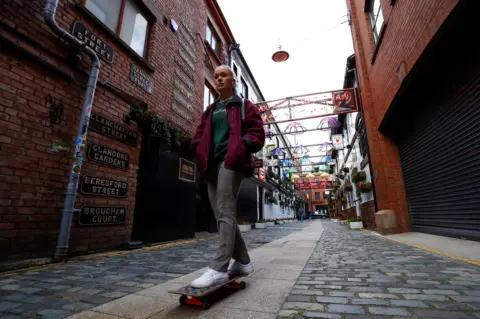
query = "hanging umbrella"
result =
(284, 122, 306, 135)
(318, 142, 334, 152)
(270, 148, 285, 156)
(317, 117, 341, 130)
(264, 127, 274, 139)
(293, 145, 309, 155)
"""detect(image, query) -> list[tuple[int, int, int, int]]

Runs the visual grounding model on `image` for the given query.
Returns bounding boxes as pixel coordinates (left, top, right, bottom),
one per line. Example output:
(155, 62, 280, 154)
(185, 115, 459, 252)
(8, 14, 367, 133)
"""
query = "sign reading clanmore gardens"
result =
(79, 205, 127, 226)
(87, 143, 130, 169)
(80, 175, 128, 197)
(89, 112, 137, 146)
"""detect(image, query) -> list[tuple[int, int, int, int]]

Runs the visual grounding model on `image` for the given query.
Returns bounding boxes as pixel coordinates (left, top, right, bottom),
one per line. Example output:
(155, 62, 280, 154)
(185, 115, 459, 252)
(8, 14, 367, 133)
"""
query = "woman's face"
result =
(214, 66, 235, 93)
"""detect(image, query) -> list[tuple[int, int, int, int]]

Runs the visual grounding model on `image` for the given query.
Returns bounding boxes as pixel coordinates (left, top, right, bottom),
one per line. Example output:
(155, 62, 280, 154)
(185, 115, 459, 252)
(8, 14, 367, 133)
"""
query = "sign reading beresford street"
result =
(89, 112, 137, 146)
(80, 175, 128, 197)
(87, 143, 130, 169)
(72, 22, 114, 63)
(79, 205, 127, 226)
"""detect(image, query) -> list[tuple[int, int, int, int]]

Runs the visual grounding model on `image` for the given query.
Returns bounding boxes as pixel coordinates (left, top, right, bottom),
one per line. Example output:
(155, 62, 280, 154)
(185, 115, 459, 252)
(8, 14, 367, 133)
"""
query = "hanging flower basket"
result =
(344, 184, 353, 192)
(342, 167, 350, 173)
(339, 174, 345, 180)
(359, 181, 372, 193)
(341, 197, 347, 204)
(354, 171, 366, 183)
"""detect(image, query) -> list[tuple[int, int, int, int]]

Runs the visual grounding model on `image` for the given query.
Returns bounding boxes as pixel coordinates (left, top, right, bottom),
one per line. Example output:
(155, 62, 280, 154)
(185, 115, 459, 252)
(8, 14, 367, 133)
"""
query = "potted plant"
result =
(348, 217, 364, 229)
(255, 219, 267, 229)
(344, 184, 353, 192)
(266, 219, 275, 227)
(360, 181, 372, 193)
(354, 170, 367, 183)
(238, 220, 251, 232)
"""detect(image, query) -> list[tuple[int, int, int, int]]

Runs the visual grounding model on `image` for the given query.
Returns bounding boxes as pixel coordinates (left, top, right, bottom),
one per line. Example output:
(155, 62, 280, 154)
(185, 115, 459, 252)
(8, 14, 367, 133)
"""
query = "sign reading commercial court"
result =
(72, 22, 114, 63)
(80, 175, 128, 198)
(89, 112, 137, 146)
(78, 205, 127, 226)
(87, 143, 130, 169)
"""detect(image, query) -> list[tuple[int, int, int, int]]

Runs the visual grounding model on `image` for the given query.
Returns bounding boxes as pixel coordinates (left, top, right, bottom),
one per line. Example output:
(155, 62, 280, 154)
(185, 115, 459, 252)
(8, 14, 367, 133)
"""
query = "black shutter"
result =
(397, 71, 480, 241)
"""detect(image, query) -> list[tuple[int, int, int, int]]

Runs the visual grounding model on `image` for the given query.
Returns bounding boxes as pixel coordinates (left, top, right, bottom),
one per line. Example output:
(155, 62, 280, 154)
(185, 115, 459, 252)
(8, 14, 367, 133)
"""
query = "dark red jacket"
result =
(192, 96, 265, 177)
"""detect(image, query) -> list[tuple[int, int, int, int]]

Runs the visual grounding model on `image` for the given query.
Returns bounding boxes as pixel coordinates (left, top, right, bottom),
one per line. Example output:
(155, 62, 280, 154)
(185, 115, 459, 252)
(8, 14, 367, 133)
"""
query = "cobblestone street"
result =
(0, 223, 307, 318)
(278, 222, 480, 319)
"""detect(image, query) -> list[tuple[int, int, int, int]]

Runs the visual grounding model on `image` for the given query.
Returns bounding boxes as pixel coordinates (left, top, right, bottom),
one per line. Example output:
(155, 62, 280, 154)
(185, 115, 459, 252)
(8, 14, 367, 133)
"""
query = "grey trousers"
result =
(207, 162, 251, 272)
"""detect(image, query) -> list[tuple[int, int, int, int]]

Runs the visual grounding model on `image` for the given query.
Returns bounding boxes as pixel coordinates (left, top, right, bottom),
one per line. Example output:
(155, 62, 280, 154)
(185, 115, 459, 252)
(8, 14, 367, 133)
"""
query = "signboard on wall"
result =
(254, 159, 264, 168)
(78, 205, 127, 226)
(179, 158, 196, 183)
(130, 64, 154, 93)
(87, 143, 130, 169)
(295, 181, 333, 190)
(90, 113, 138, 146)
(80, 175, 128, 197)
(72, 22, 114, 63)
(332, 134, 343, 150)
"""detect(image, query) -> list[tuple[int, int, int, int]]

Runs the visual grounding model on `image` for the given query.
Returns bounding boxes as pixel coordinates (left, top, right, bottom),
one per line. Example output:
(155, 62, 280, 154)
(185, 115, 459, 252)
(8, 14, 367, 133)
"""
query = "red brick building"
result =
(0, 0, 235, 260)
(346, 0, 480, 239)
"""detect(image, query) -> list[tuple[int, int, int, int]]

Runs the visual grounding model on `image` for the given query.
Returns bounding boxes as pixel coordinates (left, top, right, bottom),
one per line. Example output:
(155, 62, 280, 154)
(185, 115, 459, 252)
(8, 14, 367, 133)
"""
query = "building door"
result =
(394, 2, 480, 241)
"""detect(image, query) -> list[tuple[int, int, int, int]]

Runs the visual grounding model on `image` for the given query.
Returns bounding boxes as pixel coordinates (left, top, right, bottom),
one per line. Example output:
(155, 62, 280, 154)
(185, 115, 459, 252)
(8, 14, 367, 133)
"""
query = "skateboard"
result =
(168, 275, 247, 309)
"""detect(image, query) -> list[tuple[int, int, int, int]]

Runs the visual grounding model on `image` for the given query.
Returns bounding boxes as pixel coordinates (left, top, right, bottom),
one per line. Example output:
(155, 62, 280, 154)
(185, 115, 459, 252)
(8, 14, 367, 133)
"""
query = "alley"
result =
(2, 220, 479, 318)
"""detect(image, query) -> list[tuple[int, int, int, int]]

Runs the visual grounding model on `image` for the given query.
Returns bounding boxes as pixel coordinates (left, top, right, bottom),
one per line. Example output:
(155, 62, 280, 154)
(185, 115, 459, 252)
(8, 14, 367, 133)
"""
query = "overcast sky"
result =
(217, 0, 354, 172)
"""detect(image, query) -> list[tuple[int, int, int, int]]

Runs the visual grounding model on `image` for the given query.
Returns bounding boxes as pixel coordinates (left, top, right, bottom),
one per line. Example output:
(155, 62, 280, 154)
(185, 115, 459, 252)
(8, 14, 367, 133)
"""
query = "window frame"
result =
(206, 21, 222, 57)
(367, 0, 384, 44)
(240, 76, 248, 99)
(82, 0, 151, 59)
(203, 82, 217, 110)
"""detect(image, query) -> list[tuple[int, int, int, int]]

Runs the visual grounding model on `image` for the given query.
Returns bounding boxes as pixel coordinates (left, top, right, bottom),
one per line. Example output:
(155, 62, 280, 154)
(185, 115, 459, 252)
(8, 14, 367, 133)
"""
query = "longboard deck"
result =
(168, 274, 246, 298)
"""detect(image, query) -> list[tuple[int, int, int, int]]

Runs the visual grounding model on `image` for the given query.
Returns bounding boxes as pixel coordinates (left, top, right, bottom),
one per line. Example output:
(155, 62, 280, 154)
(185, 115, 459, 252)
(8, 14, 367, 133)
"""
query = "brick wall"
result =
(341, 207, 356, 219)
(360, 200, 375, 230)
(0, 0, 210, 260)
(346, 0, 459, 233)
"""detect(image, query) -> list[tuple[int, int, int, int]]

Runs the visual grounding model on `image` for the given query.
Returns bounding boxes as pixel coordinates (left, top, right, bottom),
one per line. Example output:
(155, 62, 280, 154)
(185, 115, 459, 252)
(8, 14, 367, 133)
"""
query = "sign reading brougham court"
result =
(79, 205, 128, 226)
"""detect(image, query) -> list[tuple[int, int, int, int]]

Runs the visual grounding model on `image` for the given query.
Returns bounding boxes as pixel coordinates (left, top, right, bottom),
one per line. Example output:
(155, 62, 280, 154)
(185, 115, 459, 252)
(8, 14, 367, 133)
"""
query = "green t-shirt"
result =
(211, 101, 230, 166)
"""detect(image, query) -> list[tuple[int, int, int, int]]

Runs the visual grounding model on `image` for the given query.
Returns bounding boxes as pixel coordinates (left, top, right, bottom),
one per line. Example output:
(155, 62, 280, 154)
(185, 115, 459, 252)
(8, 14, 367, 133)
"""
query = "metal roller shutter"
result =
(397, 69, 480, 241)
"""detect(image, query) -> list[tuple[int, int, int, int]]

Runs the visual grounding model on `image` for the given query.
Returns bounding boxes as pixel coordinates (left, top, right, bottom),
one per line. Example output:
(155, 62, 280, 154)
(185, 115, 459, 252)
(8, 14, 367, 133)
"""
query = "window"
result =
(203, 84, 215, 110)
(233, 63, 238, 76)
(323, 192, 328, 200)
(315, 192, 321, 200)
(84, 0, 149, 57)
(367, 0, 384, 44)
(240, 77, 248, 98)
(206, 23, 220, 56)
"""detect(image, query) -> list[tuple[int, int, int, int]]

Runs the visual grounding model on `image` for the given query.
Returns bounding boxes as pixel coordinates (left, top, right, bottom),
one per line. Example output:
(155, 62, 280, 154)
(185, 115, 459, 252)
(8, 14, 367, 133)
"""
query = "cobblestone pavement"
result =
(278, 221, 480, 319)
(0, 222, 307, 319)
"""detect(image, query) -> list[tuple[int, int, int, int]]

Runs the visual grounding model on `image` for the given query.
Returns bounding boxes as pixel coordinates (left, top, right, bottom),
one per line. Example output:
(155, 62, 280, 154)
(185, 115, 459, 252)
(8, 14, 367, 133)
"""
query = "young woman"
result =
(190, 65, 265, 288)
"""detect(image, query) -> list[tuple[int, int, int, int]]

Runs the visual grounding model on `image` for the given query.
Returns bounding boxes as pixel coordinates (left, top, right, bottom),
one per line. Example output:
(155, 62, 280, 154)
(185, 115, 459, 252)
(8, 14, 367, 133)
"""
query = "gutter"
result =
(42, 0, 101, 261)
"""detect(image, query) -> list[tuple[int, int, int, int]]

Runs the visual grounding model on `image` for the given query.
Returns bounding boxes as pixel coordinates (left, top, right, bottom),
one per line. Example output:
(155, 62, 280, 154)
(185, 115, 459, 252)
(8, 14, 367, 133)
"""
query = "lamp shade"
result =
(272, 47, 290, 62)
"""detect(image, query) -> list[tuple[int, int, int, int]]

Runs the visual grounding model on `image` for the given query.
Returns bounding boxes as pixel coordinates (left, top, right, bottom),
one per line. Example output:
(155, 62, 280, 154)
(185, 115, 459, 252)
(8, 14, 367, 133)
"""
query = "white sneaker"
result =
(191, 268, 229, 288)
(227, 261, 254, 276)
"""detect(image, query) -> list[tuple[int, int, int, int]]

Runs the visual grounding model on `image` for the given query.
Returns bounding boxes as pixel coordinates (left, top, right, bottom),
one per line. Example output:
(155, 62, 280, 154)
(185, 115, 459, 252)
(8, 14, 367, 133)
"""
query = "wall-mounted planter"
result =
(349, 221, 364, 230)
(255, 222, 266, 229)
(239, 224, 251, 232)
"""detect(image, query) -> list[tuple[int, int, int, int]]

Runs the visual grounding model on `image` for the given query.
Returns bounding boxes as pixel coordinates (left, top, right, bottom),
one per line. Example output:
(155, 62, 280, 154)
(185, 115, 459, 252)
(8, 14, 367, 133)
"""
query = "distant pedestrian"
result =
(190, 65, 265, 288)
(298, 207, 305, 222)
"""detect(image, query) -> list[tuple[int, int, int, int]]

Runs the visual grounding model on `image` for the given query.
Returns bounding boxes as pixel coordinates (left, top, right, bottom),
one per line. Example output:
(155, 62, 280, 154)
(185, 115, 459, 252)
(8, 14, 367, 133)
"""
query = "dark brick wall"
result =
(341, 207, 356, 219)
(0, 0, 217, 260)
(346, 0, 459, 233)
(360, 200, 375, 230)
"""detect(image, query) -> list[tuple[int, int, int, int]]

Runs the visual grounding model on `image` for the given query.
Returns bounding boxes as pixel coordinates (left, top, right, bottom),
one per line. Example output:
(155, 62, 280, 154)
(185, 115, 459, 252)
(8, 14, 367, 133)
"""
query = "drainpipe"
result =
(42, 0, 101, 261)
